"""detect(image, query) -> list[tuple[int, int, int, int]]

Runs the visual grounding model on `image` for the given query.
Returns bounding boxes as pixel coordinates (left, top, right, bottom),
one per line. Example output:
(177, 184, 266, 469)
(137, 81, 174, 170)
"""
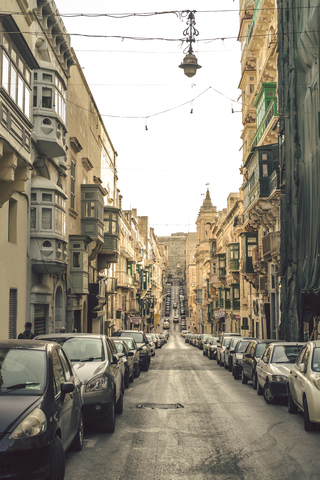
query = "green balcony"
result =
(250, 96, 278, 149)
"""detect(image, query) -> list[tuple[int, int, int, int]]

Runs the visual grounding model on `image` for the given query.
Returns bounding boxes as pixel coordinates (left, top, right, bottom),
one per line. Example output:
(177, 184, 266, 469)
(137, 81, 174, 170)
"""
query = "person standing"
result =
(18, 322, 36, 339)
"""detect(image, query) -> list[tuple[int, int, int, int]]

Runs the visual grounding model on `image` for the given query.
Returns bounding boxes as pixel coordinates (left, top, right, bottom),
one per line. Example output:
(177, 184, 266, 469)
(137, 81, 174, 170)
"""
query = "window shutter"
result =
(9, 289, 17, 339)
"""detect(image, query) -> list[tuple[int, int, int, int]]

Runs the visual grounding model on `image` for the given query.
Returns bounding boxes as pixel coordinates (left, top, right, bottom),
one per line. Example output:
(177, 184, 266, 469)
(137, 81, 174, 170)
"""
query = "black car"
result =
(231, 339, 251, 379)
(0, 340, 83, 480)
(112, 330, 151, 371)
(241, 339, 283, 389)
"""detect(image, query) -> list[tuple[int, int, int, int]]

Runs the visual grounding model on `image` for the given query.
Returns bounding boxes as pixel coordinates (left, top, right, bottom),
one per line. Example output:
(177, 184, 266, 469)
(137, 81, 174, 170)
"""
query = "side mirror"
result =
(263, 356, 268, 363)
(112, 353, 120, 364)
(61, 381, 74, 400)
(128, 351, 134, 357)
(299, 363, 306, 373)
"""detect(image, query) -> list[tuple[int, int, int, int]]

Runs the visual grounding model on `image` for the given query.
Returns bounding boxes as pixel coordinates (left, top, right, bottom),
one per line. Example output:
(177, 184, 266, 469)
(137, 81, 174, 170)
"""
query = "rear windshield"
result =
(42, 337, 105, 362)
(223, 337, 232, 346)
(236, 340, 250, 353)
(115, 332, 144, 343)
(271, 345, 303, 364)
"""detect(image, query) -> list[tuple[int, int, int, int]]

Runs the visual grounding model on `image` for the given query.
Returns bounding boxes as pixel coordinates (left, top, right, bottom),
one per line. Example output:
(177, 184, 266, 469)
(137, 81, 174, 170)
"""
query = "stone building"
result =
(278, 1, 320, 340)
(157, 233, 188, 280)
(238, 0, 280, 339)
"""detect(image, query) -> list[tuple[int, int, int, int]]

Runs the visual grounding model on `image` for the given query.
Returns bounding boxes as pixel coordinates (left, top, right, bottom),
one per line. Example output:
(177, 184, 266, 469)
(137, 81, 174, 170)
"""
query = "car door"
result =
(52, 348, 75, 449)
(290, 345, 310, 408)
(58, 348, 82, 436)
(106, 338, 122, 401)
(256, 345, 272, 388)
(243, 342, 253, 377)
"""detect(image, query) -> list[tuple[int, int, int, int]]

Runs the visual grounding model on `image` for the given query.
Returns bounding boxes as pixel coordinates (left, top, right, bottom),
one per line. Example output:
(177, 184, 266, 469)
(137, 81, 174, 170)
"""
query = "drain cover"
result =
(136, 403, 184, 409)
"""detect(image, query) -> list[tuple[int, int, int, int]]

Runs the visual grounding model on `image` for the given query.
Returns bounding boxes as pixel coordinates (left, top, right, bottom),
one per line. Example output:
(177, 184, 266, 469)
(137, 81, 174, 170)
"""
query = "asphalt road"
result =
(65, 333, 320, 480)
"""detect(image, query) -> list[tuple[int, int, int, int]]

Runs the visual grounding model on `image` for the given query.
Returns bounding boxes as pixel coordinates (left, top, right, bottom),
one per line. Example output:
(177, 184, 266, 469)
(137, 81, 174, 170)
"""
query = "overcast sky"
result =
(57, 1, 242, 236)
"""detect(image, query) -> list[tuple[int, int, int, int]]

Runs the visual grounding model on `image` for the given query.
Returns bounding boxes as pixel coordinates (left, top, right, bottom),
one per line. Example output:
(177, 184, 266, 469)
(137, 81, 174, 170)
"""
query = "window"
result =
(71, 158, 75, 210)
(85, 202, 95, 217)
(250, 84, 254, 94)
(42, 193, 52, 202)
(58, 349, 71, 381)
(8, 289, 17, 339)
(262, 164, 268, 177)
(30, 207, 36, 229)
(52, 349, 66, 396)
(42, 208, 52, 230)
(73, 252, 80, 268)
(42, 88, 52, 108)
(8, 198, 17, 243)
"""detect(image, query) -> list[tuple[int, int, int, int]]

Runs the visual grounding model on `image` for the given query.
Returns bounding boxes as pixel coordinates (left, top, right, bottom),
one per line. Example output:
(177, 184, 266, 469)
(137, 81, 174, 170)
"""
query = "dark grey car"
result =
(35, 333, 125, 433)
(112, 330, 151, 371)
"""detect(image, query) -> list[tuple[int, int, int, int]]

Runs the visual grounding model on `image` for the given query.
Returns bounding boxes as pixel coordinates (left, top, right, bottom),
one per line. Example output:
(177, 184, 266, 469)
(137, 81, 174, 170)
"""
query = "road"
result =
(65, 333, 320, 480)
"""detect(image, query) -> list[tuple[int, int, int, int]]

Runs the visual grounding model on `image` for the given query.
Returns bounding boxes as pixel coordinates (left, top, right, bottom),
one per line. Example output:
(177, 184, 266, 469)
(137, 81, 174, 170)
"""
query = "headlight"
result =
(9, 408, 47, 440)
(313, 377, 320, 390)
(271, 375, 287, 382)
(86, 374, 108, 392)
(142, 346, 147, 352)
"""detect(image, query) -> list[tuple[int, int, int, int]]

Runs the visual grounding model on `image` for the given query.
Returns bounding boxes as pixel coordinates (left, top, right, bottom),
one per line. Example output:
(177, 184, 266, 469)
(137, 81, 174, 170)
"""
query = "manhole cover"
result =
(136, 403, 184, 410)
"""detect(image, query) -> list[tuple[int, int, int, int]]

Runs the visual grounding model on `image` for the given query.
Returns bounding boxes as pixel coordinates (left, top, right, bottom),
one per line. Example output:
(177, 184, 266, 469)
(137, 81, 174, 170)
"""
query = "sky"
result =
(57, 1, 242, 236)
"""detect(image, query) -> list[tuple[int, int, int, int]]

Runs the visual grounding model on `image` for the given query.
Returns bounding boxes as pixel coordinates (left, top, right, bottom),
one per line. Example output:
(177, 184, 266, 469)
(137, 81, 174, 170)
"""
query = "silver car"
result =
(112, 336, 140, 378)
(146, 334, 156, 356)
(35, 333, 125, 433)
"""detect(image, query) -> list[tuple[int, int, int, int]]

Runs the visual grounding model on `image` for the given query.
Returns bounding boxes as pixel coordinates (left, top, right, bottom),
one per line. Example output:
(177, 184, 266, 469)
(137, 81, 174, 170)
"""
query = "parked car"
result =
(152, 333, 161, 349)
(113, 339, 135, 388)
(173, 316, 179, 323)
(112, 336, 140, 378)
(146, 334, 156, 356)
(164, 330, 169, 340)
(231, 339, 251, 379)
(208, 338, 220, 359)
(0, 340, 83, 480)
(36, 333, 125, 433)
(112, 330, 151, 371)
(241, 339, 283, 389)
(217, 336, 233, 366)
(287, 340, 320, 431)
(159, 333, 166, 346)
(217, 332, 242, 365)
(223, 336, 243, 371)
(256, 342, 304, 404)
(200, 334, 213, 351)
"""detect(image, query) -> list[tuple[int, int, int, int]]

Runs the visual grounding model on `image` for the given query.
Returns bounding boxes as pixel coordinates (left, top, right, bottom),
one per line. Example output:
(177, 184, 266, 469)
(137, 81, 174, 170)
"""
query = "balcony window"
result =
(30, 208, 36, 229)
(73, 252, 80, 268)
(42, 208, 52, 230)
(42, 88, 52, 108)
(1, 32, 31, 118)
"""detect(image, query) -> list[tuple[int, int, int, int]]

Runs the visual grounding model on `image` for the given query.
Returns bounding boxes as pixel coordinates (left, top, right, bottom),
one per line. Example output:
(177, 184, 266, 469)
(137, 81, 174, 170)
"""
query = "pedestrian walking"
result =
(18, 322, 36, 339)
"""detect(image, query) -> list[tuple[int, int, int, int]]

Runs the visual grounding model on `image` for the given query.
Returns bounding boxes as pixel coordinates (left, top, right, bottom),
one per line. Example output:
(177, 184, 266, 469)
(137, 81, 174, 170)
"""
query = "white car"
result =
(146, 334, 156, 356)
(163, 320, 170, 329)
(256, 342, 304, 404)
(287, 340, 320, 431)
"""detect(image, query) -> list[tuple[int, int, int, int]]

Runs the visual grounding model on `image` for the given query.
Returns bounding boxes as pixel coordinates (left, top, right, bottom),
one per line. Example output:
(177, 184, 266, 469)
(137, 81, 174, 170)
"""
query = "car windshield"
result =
(116, 332, 144, 343)
(146, 335, 153, 342)
(236, 341, 250, 353)
(42, 337, 105, 362)
(271, 345, 303, 364)
(0, 348, 46, 395)
(256, 343, 268, 358)
(312, 347, 320, 372)
(223, 337, 232, 346)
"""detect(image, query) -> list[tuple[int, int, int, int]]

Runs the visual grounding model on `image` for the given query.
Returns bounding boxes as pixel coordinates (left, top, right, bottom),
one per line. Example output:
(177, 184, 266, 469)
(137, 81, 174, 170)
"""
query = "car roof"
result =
(36, 333, 104, 339)
(0, 339, 56, 351)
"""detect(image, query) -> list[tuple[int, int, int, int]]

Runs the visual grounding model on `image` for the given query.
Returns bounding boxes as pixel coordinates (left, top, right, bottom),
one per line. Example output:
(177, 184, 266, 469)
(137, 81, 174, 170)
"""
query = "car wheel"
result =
(220, 359, 224, 367)
(263, 381, 279, 405)
(101, 401, 115, 433)
(203, 350, 205, 356)
(48, 436, 65, 480)
(70, 413, 84, 451)
(257, 380, 263, 396)
(129, 371, 134, 383)
(228, 362, 232, 373)
(217, 357, 220, 365)
(124, 370, 130, 388)
(142, 360, 149, 372)
(287, 389, 298, 414)
(224, 360, 228, 369)
(241, 371, 248, 384)
(234, 368, 239, 380)
(134, 364, 140, 378)
(252, 373, 258, 390)
(115, 391, 124, 414)
(303, 397, 316, 431)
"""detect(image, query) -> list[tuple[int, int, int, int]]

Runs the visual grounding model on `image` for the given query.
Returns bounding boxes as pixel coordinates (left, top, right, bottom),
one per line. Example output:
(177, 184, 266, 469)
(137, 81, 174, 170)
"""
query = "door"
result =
(290, 346, 310, 408)
(52, 349, 75, 449)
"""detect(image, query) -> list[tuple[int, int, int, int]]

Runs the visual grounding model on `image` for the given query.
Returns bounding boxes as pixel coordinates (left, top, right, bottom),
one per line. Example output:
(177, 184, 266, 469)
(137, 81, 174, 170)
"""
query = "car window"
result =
(114, 342, 125, 354)
(236, 341, 250, 353)
(223, 337, 231, 346)
(312, 347, 320, 372)
(301, 345, 310, 367)
(296, 346, 306, 366)
(52, 349, 66, 396)
(245, 342, 252, 354)
(256, 343, 267, 358)
(122, 339, 136, 350)
(58, 349, 72, 381)
(114, 332, 144, 343)
(107, 338, 118, 355)
(263, 346, 272, 362)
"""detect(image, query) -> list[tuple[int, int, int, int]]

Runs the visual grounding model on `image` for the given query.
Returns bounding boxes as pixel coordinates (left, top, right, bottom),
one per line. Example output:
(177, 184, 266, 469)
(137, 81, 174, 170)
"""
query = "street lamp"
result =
(179, 11, 202, 78)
